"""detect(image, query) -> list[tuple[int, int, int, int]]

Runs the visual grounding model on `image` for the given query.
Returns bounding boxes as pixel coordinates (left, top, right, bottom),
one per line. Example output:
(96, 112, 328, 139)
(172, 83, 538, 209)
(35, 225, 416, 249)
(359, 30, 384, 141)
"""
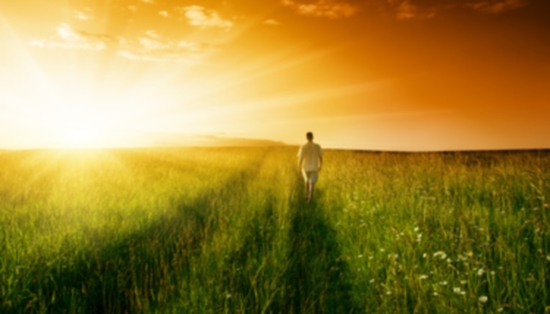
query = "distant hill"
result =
(0, 132, 286, 150)
(126, 132, 286, 148)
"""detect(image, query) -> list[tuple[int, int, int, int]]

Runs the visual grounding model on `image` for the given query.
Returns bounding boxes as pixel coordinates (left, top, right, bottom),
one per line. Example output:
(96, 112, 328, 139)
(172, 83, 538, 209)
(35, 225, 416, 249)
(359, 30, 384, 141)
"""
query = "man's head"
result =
(306, 132, 313, 141)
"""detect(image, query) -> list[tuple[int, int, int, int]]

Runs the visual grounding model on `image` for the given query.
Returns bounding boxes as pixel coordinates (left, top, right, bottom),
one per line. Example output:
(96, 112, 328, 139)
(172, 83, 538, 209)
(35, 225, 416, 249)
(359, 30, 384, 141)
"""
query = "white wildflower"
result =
(477, 268, 485, 276)
(478, 296, 488, 303)
(420, 275, 429, 280)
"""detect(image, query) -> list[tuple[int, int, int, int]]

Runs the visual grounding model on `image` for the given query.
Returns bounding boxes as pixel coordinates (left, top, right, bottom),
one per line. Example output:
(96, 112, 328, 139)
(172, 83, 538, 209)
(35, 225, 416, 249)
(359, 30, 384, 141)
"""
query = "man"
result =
(297, 132, 323, 202)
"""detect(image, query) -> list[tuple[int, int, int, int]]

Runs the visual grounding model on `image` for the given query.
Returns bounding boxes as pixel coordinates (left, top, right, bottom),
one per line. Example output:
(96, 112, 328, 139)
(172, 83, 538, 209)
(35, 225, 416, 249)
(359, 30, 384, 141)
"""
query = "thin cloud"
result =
(282, 0, 358, 19)
(468, 0, 527, 13)
(145, 30, 160, 38)
(128, 5, 138, 12)
(117, 51, 165, 62)
(117, 48, 208, 64)
(27, 23, 115, 50)
(386, 0, 526, 18)
(263, 19, 281, 26)
(28, 24, 218, 64)
(117, 31, 219, 63)
(78, 30, 120, 44)
(176, 6, 233, 30)
(139, 38, 169, 51)
(140, 0, 156, 4)
(178, 41, 210, 54)
(396, 0, 417, 19)
(74, 8, 94, 20)
(394, 0, 436, 20)
(159, 11, 169, 17)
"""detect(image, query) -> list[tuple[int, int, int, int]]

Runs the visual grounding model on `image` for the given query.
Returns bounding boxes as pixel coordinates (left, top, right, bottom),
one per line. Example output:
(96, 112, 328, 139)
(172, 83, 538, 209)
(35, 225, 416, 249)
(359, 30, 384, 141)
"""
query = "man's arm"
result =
(318, 145, 323, 171)
(297, 146, 303, 172)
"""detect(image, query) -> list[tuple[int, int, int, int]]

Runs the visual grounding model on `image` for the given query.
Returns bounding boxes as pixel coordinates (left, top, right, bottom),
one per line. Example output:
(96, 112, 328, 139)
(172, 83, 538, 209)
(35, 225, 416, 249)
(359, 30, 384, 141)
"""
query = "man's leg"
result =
(308, 172, 318, 202)
(302, 170, 308, 199)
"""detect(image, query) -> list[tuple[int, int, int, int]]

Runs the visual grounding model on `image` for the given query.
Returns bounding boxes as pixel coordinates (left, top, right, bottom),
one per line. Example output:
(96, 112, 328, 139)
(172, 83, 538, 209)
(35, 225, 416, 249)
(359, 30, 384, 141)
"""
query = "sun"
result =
(42, 107, 114, 148)
(49, 124, 111, 148)
(58, 127, 109, 148)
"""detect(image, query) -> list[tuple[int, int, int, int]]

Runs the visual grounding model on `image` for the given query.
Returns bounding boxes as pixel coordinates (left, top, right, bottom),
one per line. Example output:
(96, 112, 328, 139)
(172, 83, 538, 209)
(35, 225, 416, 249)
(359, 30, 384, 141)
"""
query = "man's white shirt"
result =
(298, 142, 323, 172)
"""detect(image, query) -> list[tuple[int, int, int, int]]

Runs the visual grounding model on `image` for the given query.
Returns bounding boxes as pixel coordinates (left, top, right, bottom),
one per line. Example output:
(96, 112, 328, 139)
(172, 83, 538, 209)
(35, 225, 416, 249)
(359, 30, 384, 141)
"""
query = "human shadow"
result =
(277, 179, 358, 313)
(220, 178, 358, 313)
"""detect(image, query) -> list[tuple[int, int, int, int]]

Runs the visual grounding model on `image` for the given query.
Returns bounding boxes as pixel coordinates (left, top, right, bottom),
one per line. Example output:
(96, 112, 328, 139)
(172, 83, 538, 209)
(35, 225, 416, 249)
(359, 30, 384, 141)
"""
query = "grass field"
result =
(0, 147, 548, 313)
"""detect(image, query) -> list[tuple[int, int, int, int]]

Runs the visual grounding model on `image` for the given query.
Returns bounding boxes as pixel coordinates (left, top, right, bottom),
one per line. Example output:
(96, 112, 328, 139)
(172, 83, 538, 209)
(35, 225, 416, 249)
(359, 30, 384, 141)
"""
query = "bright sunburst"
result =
(39, 105, 113, 148)
(1, 0, 548, 150)
(55, 126, 108, 148)
(49, 126, 108, 148)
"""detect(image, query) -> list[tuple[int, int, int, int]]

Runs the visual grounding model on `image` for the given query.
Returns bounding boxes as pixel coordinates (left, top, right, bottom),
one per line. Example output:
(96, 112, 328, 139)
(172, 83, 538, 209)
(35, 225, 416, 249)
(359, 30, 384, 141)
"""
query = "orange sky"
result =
(1, 0, 549, 150)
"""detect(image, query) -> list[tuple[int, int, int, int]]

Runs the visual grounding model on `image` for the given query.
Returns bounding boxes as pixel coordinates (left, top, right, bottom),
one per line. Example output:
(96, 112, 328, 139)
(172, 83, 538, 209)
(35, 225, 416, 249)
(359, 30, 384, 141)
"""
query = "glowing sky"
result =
(1, 0, 549, 150)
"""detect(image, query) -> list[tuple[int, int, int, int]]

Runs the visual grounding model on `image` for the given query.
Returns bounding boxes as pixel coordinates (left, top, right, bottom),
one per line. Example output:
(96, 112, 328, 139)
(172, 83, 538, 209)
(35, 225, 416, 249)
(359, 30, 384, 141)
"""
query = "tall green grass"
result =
(0, 148, 548, 313)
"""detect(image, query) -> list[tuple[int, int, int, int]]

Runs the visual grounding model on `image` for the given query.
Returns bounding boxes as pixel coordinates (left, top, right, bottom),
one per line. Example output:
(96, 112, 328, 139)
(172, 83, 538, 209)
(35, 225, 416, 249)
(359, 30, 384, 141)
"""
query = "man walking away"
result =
(297, 132, 323, 202)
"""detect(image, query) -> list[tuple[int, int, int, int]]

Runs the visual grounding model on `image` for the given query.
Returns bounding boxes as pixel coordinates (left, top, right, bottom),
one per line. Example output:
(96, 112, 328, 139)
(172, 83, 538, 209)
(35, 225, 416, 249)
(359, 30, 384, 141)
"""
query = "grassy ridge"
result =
(0, 148, 548, 313)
